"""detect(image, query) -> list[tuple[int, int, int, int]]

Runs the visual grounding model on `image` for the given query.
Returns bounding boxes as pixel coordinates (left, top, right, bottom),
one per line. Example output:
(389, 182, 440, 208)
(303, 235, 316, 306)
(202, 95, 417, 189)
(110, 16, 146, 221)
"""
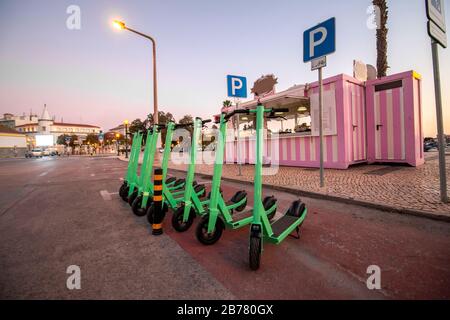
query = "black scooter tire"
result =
(263, 196, 277, 221)
(146, 203, 168, 224)
(231, 191, 247, 212)
(119, 182, 127, 195)
(171, 205, 196, 232)
(131, 195, 147, 217)
(128, 190, 139, 206)
(120, 186, 130, 202)
(249, 236, 262, 271)
(195, 216, 224, 246)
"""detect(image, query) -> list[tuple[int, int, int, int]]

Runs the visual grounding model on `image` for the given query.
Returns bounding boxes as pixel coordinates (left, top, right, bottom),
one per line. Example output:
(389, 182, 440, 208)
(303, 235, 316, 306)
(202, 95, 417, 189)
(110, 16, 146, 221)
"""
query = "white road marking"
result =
(39, 172, 48, 177)
(119, 178, 124, 181)
(90, 174, 95, 177)
(100, 190, 112, 201)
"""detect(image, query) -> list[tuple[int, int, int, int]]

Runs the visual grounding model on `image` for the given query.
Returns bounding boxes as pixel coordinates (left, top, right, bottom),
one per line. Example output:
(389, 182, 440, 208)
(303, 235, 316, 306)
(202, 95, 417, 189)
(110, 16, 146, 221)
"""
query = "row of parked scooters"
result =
(118, 104, 308, 270)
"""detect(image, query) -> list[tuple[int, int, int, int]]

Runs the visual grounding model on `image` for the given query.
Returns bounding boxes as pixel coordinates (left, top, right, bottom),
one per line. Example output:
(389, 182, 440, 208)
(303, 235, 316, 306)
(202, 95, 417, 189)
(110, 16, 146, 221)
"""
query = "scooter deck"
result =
(231, 209, 253, 220)
(266, 209, 307, 244)
(271, 215, 299, 237)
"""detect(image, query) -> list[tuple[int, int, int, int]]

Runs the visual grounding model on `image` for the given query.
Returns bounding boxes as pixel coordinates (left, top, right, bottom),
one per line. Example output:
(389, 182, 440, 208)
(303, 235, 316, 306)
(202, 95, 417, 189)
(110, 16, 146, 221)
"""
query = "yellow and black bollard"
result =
(152, 168, 164, 235)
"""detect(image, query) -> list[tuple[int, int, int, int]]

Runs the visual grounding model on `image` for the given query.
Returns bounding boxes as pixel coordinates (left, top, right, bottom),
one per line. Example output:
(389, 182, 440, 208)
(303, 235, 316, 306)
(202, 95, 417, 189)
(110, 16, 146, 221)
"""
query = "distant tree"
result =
(129, 119, 145, 136)
(104, 132, 117, 145)
(177, 114, 194, 138)
(70, 135, 79, 147)
(179, 114, 194, 125)
(57, 134, 79, 147)
(223, 100, 233, 108)
(86, 133, 99, 145)
(373, 0, 389, 78)
(144, 111, 176, 144)
(57, 134, 69, 145)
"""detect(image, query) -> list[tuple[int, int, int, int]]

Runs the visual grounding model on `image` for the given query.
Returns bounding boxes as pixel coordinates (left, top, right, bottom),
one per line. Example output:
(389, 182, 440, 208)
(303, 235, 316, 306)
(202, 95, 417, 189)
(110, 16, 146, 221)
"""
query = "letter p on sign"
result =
(227, 75, 247, 99)
(303, 17, 336, 62)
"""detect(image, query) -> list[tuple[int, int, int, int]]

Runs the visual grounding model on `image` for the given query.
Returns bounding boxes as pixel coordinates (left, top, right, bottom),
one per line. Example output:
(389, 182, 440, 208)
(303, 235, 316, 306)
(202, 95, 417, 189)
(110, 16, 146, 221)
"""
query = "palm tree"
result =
(223, 100, 233, 108)
(373, 0, 389, 78)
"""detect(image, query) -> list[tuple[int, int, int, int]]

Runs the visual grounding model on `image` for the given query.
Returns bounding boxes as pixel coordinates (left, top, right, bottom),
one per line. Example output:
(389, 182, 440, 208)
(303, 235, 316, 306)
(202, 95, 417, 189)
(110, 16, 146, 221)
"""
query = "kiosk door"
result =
(350, 85, 366, 162)
(373, 80, 406, 161)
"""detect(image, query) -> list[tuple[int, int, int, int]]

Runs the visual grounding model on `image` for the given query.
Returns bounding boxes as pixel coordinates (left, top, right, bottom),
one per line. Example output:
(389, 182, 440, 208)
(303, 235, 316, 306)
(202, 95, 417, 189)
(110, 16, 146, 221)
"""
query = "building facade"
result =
(1, 105, 101, 148)
(0, 125, 27, 157)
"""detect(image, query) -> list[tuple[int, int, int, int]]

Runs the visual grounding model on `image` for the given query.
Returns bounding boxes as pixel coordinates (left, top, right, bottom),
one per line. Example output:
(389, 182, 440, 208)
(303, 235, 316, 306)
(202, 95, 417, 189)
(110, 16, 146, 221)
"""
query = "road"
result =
(0, 156, 449, 299)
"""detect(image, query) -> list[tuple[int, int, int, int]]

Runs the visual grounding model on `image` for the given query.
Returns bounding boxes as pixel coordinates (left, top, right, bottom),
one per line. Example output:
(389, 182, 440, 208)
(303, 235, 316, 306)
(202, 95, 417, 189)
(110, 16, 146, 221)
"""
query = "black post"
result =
(152, 168, 164, 235)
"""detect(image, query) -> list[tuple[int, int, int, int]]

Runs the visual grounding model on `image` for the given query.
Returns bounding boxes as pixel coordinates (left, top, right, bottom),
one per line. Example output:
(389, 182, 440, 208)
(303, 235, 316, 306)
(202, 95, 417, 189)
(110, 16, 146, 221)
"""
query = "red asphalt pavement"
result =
(164, 174, 450, 300)
(1, 157, 449, 299)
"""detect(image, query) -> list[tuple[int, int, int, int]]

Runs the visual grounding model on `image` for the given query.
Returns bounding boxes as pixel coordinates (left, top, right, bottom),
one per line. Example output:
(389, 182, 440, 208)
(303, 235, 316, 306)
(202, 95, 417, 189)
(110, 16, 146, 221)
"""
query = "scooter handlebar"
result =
(175, 123, 193, 129)
(224, 109, 250, 121)
(271, 108, 289, 113)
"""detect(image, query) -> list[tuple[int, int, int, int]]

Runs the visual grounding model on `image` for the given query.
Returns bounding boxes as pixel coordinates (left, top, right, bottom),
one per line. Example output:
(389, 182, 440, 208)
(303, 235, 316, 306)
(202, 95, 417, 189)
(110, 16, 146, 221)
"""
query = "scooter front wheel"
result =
(249, 236, 262, 271)
(171, 206, 196, 232)
(119, 182, 127, 197)
(195, 216, 224, 246)
(128, 190, 139, 206)
(147, 203, 168, 224)
(131, 195, 147, 217)
(120, 186, 130, 202)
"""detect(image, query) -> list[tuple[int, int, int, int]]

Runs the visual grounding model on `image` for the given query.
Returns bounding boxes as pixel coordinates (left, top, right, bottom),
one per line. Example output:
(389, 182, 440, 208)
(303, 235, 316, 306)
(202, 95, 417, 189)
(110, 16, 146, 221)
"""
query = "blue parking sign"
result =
(227, 75, 247, 99)
(303, 17, 336, 62)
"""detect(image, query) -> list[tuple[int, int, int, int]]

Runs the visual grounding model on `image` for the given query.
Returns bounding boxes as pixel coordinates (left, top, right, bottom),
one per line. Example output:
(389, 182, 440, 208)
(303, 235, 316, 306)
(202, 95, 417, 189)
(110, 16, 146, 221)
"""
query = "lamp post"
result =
(113, 20, 159, 125)
(124, 120, 129, 159)
(115, 133, 121, 156)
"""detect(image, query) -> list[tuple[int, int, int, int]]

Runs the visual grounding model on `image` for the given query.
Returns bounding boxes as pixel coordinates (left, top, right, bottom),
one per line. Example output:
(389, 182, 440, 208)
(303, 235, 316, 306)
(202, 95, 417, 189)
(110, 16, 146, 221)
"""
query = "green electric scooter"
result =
(170, 117, 214, 232)
(119, 132, 143, 201)
(146, 118, 209, 229)
(129, 124, 186, 216)
(248, 104, 307, 271)
(195, 110, 276, 245)
(126, 126, 158, 207)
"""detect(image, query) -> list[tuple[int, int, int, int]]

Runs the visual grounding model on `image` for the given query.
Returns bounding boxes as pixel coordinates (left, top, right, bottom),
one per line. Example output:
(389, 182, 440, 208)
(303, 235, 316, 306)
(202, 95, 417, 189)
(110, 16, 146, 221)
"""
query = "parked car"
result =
(42, 149, 50, 156)
(424, 142, 438, 152)
(47, 148, 60, 156)
(25, 148, 43, 158)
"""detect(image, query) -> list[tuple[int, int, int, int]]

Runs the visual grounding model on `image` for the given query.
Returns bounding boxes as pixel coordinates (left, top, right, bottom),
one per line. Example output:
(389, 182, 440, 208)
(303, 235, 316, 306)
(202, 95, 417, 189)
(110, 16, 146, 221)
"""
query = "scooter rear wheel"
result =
(263, 196, 277, 221)
(231, 191, 247, 212)
(195, 216, 224, 246)
(171, 205, 196, 232)
(249, 236, 262, 271)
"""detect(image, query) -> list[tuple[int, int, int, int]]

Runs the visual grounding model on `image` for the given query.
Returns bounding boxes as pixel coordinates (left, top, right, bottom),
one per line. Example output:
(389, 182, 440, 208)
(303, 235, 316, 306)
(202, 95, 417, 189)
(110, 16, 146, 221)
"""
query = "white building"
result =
(2, 105, 101, 148)
(0, 125, 27, 157)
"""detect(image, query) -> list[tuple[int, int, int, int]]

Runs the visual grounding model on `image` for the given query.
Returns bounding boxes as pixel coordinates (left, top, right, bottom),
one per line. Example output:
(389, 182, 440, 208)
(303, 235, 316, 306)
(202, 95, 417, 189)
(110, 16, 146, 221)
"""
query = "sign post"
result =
(426, 0, 448, 203)
(227, 75, 248, 176)
(98, 132, 104, 154)
(304, 17, 336, 188)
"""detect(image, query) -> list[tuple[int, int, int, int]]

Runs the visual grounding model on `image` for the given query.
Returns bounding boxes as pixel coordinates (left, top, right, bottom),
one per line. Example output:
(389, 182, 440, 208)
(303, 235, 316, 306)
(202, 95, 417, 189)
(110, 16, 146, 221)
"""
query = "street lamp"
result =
(112, 19, 159, 125)
(115, 133, 121, 156)
(124, 120, 129, 159)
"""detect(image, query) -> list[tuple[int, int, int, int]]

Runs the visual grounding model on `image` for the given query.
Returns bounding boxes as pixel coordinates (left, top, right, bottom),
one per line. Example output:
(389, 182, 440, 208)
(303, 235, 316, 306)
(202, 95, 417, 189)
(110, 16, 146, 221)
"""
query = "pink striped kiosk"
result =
(224, 71, 424, 169)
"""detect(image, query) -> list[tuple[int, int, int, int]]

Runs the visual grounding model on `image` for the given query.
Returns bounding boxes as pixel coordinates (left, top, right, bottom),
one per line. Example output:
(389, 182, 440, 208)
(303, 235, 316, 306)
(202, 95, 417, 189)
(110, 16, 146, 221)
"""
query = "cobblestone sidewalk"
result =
(164, 152, 450, 220)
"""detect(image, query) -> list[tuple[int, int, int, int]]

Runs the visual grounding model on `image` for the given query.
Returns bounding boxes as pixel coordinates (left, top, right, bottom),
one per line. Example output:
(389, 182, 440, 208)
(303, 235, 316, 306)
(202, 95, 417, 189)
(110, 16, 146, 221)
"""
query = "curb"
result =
(115, 157, 450, 223)
(167, 167, 450, 224)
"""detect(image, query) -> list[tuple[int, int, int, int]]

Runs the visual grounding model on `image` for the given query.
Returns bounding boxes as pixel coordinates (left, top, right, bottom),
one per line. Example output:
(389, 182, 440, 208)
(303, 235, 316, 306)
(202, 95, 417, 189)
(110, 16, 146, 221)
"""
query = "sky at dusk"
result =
(0, 0, 449, 136)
